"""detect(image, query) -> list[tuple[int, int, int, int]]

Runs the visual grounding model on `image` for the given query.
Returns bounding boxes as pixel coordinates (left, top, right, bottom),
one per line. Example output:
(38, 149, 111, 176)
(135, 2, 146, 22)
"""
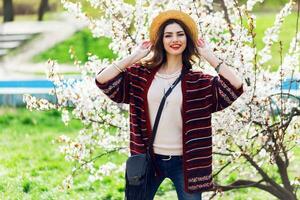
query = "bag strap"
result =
(147, 71, 184, 152)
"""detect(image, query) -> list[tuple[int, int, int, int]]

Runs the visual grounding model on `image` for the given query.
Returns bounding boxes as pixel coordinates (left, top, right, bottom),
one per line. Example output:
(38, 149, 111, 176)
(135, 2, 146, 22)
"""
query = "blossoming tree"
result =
(24, 0, 300, 199)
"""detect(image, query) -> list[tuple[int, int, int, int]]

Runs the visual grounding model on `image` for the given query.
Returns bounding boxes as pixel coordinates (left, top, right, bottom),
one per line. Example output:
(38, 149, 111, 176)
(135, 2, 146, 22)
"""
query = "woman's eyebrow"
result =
(164, 31, 185, 34)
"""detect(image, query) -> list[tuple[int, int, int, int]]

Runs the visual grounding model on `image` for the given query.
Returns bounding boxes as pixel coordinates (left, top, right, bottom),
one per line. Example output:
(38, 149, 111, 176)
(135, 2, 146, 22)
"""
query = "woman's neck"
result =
(160, 55, 183, 74)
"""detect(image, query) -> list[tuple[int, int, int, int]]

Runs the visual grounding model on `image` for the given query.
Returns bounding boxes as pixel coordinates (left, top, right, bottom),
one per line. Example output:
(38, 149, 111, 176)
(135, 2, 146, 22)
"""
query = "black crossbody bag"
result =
(125, 71, 183, 200)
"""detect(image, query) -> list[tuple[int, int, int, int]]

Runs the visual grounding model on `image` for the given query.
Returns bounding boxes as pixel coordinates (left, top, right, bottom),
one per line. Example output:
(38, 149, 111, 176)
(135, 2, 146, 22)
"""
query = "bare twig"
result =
(192, 0, 204, 36)
(72, 147, 127, 176)
(102, 3, 136, 46)
(220, 0, 233, 37)
(213, 161, 231, 178)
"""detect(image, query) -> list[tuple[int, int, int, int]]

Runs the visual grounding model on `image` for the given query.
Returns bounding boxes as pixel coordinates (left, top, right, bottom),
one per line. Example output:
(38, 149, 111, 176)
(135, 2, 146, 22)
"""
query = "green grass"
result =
(32, 12, 299, 71)
(239, 0, 292, 12)
(254, 12, 299, 71)
(32, 29, 117, 64)
(0, 107, 113, 199)
(0, 107, 174, 199)
(0, 107, 299, 199)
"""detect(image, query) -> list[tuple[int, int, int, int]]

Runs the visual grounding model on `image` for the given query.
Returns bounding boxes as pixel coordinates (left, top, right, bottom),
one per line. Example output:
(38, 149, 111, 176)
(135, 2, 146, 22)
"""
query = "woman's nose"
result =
(171, 35, 179, 42)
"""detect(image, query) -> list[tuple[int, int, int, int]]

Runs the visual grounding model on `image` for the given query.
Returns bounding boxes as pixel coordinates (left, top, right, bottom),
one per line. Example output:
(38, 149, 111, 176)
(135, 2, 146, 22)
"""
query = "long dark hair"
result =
(142, 19, 200, 70)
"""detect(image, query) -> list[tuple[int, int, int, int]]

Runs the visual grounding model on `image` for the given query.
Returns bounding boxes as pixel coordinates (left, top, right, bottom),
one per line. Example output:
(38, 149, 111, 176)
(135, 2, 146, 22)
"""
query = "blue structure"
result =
(0, 80, 57, 107)
(0, 78, 82, 107)
(0, 76, 299, 107)
(268, 76, 300, 115)
(0, 80, 55, 88)
(281, 77, 300, 91)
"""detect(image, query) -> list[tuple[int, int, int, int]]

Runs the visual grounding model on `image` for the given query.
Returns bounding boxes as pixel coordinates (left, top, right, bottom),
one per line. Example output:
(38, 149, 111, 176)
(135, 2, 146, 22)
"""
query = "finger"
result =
(200, 40, 204, 46)
(198, 38, 205, 45)
(196, 39, 201, 46)
(144, 41, 152, 48)
(147, 44, 152, 51)
(198, 42, 202, 47)
(199, 39, 204, 44)
(142, 42, 149, 49)
(147, 42, 153, 49)
(144, 41, 149, 47)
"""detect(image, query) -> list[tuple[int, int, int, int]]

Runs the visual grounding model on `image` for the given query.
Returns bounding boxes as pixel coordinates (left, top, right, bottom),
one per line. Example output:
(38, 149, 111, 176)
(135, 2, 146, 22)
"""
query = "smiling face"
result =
(163, 23, 187, 56)
(144, 19, 200, 70)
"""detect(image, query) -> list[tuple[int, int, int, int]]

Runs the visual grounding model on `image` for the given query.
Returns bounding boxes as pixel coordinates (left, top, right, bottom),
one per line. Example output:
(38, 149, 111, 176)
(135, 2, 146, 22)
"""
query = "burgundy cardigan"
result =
(95, 64, 243, 193)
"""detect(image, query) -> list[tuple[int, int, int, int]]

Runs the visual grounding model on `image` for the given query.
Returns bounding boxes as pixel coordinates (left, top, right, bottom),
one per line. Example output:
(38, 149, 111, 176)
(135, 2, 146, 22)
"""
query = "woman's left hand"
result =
(196, 38, 217, 63)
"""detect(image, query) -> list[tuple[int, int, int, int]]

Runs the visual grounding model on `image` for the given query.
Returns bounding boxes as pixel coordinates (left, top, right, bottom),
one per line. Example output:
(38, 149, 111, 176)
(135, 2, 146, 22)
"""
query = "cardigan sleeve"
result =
(95, 66, 131, 104)
(211, 74, 244, 113)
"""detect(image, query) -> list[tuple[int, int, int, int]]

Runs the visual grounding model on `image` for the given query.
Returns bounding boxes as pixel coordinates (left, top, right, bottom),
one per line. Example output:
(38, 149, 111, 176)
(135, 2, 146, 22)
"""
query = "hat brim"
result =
(149, 10, 198, 44)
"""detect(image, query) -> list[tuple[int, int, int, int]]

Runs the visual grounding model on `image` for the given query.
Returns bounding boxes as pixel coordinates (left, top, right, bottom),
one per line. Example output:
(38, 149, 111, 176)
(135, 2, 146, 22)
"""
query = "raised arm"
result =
(96, 54, 139, 84)
(95, 41, 152, 103)
(196, 38, 244, 112)
(96, 41, 152, 84)
(196, 38, 243, 90)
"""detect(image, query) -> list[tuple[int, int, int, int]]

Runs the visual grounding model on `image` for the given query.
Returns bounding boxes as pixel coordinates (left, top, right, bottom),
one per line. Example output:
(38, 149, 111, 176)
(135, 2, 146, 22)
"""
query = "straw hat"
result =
(149, 10, 198, 43)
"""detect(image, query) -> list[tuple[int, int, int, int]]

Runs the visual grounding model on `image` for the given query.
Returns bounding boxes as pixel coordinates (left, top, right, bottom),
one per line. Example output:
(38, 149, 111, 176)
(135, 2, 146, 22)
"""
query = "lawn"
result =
(0, 107, 123, 199)
(254, 12, 300, 71)
(32, 29, 117, 64)
(1, 1, 299, 199)
(0, 107, 299, 199)
(32, 11, 299, 71)
(0, 107, 173, 199)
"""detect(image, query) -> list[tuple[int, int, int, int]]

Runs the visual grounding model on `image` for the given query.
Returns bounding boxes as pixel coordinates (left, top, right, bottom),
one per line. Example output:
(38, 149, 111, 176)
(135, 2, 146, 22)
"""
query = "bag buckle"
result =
(161, 155, 172, 161)
(128, 176, 141, 185)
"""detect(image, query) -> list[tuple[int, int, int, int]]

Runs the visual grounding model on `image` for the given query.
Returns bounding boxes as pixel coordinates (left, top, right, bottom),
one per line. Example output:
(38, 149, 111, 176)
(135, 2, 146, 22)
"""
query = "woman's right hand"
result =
(131, 40, 152, 62)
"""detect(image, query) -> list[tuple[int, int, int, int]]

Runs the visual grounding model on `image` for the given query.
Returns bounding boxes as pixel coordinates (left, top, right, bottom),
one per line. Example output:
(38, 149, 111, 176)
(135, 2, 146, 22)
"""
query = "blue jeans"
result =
(148, 154, 202, 200)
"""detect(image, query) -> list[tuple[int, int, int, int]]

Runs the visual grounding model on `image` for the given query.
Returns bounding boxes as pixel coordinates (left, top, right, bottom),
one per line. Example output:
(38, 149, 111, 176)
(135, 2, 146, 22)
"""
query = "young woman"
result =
(96, 10, 243, 200)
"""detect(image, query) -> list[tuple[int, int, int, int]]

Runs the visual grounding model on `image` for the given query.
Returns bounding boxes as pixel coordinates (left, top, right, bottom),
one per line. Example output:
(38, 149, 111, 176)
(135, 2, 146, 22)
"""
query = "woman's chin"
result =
(166, 49, 184, 56)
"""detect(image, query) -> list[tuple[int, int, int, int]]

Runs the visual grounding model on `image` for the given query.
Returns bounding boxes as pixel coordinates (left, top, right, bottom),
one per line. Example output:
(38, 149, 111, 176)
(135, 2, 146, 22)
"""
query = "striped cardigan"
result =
(95, 64, 243, 193)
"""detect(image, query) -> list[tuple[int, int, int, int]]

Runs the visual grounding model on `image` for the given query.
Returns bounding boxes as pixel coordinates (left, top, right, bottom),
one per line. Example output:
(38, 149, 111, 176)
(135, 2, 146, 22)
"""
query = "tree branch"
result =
(213, 151, 233, 156)
(275, 153, 294, 194)
(214, 179, 285, 199)
(102, 3, 136, 45)
(72, 147, 126, 176)
(220, 0, 233, 37)
(213, 161, 231, 178)
(242, 153, 296, 199)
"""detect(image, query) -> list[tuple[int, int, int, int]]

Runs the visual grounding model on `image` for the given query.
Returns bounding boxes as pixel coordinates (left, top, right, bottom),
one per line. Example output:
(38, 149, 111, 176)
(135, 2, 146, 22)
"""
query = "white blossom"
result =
(22, 0, 300, 196)
(246, 0, 264, 11)
(258, 1, 293, 65)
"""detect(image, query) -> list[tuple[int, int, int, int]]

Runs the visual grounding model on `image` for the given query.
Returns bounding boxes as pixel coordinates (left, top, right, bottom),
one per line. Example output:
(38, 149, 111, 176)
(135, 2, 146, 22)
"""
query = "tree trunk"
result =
(3, 0, 14, 22)
(38, 0, 49, 21)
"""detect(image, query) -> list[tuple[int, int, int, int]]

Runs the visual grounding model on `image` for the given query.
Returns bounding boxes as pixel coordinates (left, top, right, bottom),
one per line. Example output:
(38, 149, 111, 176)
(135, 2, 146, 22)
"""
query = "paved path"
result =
(0, 63, 80, 80)
(0, 12, 87, 79)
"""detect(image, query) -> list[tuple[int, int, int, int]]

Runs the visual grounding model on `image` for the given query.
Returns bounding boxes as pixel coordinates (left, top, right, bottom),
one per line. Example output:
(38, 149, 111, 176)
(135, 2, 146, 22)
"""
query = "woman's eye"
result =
(165, 35, 171, 38)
